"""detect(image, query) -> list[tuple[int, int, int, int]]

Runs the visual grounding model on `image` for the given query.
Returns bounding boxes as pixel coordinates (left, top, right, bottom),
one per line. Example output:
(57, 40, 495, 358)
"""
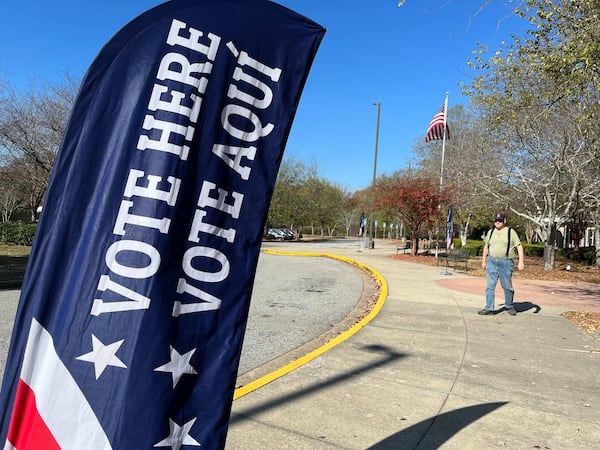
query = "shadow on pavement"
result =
(368, 402, 508, 450)
(533, 283, 600, 301)
(229, 344, 406, 426)
(513, 301, 541, 314)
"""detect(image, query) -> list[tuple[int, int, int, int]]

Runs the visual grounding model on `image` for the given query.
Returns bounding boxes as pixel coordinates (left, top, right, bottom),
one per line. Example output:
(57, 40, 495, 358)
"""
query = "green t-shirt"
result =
(485, 227, 521, 259)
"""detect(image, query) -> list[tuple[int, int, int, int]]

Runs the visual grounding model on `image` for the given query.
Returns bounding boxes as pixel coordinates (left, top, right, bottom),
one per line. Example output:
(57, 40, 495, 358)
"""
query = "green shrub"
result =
(460, 239, 485, 256)
(456, 236, 596, 266)
(0, 222, 37, 246)
(555, 246, 596, 265)
(522, 243, 544, 258)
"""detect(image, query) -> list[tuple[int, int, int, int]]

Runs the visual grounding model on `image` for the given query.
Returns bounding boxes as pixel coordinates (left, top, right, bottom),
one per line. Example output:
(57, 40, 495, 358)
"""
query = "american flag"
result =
(425, 101, 450, 142)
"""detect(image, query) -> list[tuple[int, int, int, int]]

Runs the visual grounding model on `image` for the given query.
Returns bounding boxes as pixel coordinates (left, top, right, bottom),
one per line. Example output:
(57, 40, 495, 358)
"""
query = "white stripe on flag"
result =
(18, 319, 112, 449)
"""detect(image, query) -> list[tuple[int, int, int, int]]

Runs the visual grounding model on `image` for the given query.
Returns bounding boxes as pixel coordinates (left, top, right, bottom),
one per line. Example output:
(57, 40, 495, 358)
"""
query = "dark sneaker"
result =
(506, 307, 517, 316)
(478, 309, 493, 315)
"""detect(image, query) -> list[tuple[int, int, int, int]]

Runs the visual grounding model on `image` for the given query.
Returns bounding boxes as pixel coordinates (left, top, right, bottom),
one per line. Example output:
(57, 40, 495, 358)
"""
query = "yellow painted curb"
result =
(233, 249, 388, 400)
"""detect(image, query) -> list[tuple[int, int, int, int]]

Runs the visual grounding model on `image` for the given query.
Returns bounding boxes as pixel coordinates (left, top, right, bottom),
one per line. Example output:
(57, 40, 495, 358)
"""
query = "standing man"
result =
(479, 212, 525, 315)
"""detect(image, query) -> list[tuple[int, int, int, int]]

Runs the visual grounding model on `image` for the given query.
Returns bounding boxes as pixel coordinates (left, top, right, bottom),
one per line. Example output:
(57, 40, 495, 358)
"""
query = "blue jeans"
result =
(485, 257, 515, 310)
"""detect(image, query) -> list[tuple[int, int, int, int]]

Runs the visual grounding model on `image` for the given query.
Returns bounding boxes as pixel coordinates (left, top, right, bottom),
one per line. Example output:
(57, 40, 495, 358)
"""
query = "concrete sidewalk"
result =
(226, 241, 600, 449)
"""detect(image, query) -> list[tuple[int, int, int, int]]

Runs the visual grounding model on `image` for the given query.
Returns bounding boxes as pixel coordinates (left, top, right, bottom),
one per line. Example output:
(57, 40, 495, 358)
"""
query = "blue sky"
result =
(1, 0, 527, 192)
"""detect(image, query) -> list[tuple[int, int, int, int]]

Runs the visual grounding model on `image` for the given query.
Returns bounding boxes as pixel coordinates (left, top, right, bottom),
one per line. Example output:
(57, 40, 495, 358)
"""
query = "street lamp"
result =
(366, 102, 381, 249)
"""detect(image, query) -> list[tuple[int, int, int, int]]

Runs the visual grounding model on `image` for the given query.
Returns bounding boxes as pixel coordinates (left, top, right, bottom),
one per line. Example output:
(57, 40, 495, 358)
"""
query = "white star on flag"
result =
(154, 417, 201, 449)
(76, 334, 127, 379)
(154, 345, 198, 388)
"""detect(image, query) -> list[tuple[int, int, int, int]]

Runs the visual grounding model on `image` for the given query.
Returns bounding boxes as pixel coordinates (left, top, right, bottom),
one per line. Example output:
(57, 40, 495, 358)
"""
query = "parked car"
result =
(265, 228, 299, 240)
(280, 228, 296, 240)
(267, 228, 287, 240)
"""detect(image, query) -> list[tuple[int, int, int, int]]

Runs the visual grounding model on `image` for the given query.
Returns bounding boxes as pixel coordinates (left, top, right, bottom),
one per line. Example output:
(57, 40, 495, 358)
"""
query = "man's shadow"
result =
(496, 301, 541, 314)
(488, 302, 541, 315)
(513, 301, 541, 313)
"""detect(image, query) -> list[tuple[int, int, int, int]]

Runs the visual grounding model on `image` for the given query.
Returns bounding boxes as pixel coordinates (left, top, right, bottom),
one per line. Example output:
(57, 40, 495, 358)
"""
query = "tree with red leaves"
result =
(374, 175, 452, 256)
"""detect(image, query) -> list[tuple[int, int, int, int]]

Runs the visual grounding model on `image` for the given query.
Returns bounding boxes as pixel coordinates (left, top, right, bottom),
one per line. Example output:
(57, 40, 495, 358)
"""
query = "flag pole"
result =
(438, 92, 453, 275)
(366, 102, 381, 250)
(439, 92, 449, 192)
(435, 92, 449, 262)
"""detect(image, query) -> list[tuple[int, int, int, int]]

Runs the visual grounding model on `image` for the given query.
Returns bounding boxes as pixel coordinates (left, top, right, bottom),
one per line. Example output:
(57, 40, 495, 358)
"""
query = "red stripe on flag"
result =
(425, 101, 450, 142)
(7, 380, 60, 450)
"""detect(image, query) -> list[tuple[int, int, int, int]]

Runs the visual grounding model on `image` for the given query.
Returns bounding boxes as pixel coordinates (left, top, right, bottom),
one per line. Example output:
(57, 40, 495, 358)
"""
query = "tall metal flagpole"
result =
(439, 92, 449, 191)
(435, 93, 449, 257)
(438, 92, 453, 275)
(366, 102, 381, 249)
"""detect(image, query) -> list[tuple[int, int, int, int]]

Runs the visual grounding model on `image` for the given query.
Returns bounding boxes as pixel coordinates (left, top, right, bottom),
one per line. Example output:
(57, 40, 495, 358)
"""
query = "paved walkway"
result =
(226, 240, 600, 449)
(437, 276, 600, 313)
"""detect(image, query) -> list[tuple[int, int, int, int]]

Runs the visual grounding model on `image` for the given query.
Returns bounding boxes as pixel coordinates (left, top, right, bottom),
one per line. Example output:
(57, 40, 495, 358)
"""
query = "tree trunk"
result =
(543, 244, 555, 270)
(410, 232, 418, 256)
(595, 225, 600, 269)
(460, 214, 471, 247)
(460, 225, 467, 247)
(543, 224, 557, 270)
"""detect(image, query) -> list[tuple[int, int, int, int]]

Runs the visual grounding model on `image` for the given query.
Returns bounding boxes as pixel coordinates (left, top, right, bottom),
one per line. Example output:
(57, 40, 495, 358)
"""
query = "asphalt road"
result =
(0, 246, 365, 385)
(239, 251, 364, 373)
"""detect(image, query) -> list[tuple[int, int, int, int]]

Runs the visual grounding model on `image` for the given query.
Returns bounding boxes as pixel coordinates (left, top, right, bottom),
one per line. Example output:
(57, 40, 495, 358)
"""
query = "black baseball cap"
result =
(494, 212, 506, 221)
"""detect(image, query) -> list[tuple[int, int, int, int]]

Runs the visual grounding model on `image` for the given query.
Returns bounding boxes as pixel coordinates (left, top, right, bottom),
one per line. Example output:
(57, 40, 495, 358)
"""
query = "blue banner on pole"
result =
(0, 1, 324, 448)
(446, 204, 454, 250)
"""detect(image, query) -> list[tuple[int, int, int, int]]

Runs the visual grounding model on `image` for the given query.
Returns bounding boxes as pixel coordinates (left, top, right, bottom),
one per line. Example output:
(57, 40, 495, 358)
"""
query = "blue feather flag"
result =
(0, 1, 324, 448)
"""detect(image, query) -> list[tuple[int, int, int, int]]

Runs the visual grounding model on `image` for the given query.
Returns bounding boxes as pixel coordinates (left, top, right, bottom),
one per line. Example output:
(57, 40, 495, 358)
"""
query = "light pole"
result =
(366, 102, 381, 249)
